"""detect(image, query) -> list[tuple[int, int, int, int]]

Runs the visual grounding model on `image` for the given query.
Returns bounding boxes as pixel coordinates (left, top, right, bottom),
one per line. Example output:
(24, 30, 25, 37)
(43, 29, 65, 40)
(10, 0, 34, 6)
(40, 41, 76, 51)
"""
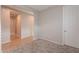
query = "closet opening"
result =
(10, 11, 21, 42)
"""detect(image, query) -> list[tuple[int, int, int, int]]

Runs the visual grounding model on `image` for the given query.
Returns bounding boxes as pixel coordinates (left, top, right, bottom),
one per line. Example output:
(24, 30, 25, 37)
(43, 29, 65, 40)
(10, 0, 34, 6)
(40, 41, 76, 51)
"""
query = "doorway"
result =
(10, 11, 21, 42)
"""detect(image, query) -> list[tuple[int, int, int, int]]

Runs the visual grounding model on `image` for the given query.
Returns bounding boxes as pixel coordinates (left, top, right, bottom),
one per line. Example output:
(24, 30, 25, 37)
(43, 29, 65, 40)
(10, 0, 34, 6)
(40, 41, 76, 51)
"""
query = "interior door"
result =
(63, 6, 79, 48)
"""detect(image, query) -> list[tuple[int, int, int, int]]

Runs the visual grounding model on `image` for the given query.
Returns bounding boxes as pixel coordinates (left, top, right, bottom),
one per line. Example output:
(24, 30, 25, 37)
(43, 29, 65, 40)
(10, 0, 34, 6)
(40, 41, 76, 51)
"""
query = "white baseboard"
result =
(38, 36, 63, 45)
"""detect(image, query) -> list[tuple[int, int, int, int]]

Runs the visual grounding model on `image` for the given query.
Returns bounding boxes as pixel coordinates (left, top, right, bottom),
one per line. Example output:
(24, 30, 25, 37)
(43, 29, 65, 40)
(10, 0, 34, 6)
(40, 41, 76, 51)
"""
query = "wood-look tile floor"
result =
(2, 36, 33, 53)
(2, 39, 79, 53)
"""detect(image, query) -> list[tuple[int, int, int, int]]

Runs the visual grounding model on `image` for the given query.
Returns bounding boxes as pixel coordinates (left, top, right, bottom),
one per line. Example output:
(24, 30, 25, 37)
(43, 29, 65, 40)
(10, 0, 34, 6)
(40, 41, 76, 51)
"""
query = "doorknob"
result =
(64, 30, 67, 32)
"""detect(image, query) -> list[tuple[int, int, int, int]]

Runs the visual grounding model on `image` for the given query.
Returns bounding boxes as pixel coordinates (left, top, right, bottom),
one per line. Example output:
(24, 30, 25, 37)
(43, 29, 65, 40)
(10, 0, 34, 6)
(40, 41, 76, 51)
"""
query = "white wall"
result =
(21, 13, 34, 39)
(33, 12, 40, 40)
(39, 5, 79, 48)
(1, 7, 11, 44)
(39, 6, 63, 44)
(63, 6, 79, 48)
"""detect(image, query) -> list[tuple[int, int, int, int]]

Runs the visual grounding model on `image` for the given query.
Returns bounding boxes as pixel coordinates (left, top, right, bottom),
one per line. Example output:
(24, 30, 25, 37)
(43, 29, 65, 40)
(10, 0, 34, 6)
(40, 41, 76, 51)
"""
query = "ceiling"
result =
(27, 5, 56, 11)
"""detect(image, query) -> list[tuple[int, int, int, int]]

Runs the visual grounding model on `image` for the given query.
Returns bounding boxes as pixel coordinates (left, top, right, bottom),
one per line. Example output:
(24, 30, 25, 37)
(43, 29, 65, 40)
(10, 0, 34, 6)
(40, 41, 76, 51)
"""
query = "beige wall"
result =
(0, 5, 2, 52)
(21, 13, 34, 39)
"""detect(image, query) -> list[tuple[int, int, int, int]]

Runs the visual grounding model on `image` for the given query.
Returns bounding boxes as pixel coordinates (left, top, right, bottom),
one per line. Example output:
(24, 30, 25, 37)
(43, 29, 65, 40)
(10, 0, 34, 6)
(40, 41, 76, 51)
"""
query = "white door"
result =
(63, 6, 79, 48)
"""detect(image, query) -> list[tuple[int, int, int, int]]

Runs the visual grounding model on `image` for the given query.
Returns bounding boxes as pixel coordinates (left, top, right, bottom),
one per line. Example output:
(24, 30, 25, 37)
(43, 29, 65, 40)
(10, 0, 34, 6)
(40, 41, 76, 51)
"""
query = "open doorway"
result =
(1, 6, 35, 52)
(10, 11, 21, 42)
